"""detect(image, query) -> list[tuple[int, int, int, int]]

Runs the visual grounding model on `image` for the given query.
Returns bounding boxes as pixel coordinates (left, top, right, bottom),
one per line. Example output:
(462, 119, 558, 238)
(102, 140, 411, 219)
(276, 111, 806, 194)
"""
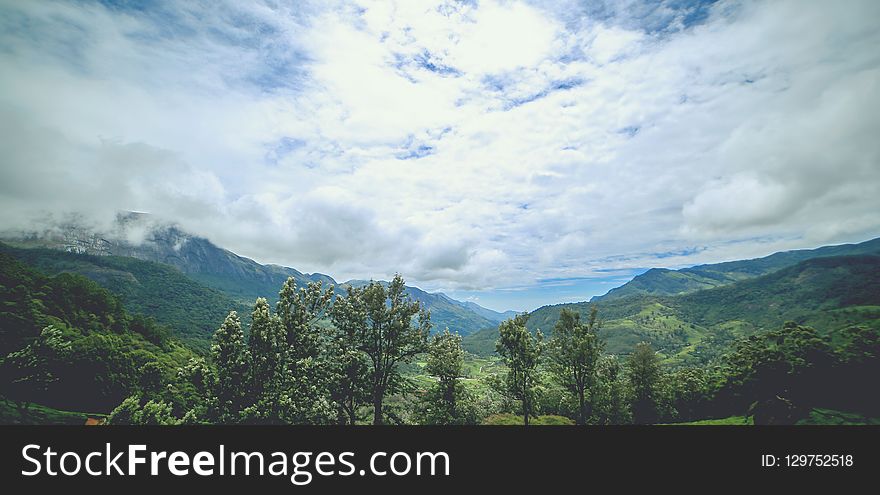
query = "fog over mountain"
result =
(1, 0, 879, 311)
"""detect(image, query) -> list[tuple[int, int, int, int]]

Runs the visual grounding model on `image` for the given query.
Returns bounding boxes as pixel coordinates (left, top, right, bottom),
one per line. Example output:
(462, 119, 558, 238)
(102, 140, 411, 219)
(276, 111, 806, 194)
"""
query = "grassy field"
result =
(483, 414, 575, 425)
(668, 416, 754, 425)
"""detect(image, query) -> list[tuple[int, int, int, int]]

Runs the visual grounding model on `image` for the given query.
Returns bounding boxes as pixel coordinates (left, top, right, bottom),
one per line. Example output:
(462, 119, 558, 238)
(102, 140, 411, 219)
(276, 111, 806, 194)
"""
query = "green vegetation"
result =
(0, 243, 247, 352)
(493, 314, 543, 425)
(3, 239, 880, 426)
(545, 307, 602, 424)
(594, 237, 880, 302)
(483, 414, 574, 425)
(342, 281, 498, 336)
(796, 408, 880, 426)
(0, 398, 105, 425)
(670, 416, 753, 425)
(526, 254, 880, 363)
(0, 252, 199, 421)
(461, 326, 501, 356)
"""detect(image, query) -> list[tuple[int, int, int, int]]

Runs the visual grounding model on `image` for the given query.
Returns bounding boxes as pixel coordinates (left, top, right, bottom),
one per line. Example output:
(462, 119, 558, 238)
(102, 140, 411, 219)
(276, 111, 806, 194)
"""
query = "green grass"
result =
(0, 398, 105, 425)
(669, 415, 754, 425)
(482, 413, 575, 425)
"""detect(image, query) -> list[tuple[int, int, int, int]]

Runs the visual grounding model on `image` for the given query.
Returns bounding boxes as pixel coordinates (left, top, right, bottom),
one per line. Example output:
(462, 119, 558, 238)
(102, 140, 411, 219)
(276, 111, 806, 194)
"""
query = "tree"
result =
(546, 307, 604, 424)
(275, 279, 336, 424)
(1, 325, 70, 418)
(669, 367, 710, 422)
(594, 355, 629, 424)
(725, 322, 834, 423)
(328, 293, 370, 425)
(276, 278, 333, 360)
(627, 342, 662, 424)
(338, 275, 430, 425)
(495, 314, 543, 426)
(422, 329, 471, 424)
(211, 311, 249, 423)
(174, 357, 216, 424)
(243, 298, 289, 424)
(107, 395, 180, 425)
(137, 361, 164, 397)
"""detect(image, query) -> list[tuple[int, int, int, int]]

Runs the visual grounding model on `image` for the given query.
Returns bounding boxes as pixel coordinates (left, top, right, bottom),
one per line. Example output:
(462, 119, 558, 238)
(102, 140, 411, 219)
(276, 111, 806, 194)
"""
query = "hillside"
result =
(0, 243, 246, 352)
(2, 215, 335, 305)
(439, 295, 518, 323)
(592, 237, 880, 302)
(3, 217, 503, 336)
(469, 254, 880, 360)
(0, 252, 199, 414)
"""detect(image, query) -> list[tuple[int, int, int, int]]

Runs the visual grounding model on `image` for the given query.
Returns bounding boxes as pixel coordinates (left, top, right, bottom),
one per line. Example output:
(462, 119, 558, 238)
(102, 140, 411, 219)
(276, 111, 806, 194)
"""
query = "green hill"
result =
(513, 254, 880, 362)
(0, 243, 246, 352)
(0, 252, 199, 415)
(592, 237, 880, 302)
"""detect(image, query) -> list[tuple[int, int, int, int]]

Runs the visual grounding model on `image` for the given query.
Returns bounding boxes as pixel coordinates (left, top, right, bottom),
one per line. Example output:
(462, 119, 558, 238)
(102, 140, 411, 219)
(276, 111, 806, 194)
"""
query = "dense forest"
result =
(2, 247, 878, 426)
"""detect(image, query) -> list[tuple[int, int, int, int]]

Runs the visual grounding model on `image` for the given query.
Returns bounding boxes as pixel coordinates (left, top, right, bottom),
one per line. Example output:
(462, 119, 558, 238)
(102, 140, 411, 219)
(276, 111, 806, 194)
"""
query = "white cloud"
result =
(1, 0, 879, 308)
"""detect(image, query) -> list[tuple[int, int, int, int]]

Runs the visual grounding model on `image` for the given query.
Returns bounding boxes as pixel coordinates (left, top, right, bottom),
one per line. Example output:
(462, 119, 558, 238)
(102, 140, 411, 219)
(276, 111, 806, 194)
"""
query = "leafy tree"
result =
(275, 278, 335, 424)
(277, 278, 334, 360)
(420, 329, 478, 424)
(627, 342, 662, 424)
(725, 322, 834, 423)
(138, 361, 165, 396)
(174, 357, 216, 423)
(328, 293, 370, 424)
(337, 275, 430, 425)
(128, 314, 172, 349)
(138, 399, 180, 425)
(107, 395, 180, 425)
(243, 298, 289, 424)
(495, 314, 543, 425)
(211, 311, 249, 423)
(546, 307, 604, 424)
(106, 395, 141, 424)
(1, 326, 71, 418)
(594, 355, 629, 424)
(668, 367, 711, 422)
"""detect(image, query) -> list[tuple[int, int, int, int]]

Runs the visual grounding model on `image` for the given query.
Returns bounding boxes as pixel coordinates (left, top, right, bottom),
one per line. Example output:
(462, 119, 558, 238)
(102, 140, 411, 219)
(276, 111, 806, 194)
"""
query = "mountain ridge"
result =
(591, 237, 880, 302)
(1, 218, 503, 337)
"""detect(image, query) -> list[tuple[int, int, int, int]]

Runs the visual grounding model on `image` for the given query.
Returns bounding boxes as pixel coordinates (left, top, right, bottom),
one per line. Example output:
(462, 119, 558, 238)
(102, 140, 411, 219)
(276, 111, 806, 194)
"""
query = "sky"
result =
(1, 0, 879, 312)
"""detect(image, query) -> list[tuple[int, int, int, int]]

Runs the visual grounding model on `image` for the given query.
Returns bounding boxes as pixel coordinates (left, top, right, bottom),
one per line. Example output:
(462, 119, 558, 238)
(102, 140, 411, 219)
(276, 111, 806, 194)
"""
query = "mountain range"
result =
(3, 216, 878, 363)
(591, 237, 880, 302)
(0, 215, 512, 342)
(463, 238, 880, 358)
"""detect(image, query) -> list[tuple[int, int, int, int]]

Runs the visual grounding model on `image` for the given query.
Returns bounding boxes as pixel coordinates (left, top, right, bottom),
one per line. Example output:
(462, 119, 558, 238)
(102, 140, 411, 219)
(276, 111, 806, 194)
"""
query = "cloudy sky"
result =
(1, 0, 878, 311)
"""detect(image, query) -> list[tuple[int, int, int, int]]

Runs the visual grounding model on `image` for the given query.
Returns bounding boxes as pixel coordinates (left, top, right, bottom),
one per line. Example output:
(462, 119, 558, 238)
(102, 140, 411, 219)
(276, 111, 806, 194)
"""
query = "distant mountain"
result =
(2, 214, 334, 304)
(341, 281, 498, 336)
(521, 254, 880, 362)
(2, 215, 499, 337)
(436, 294, 519, 323)
(591, 237, 880, 302)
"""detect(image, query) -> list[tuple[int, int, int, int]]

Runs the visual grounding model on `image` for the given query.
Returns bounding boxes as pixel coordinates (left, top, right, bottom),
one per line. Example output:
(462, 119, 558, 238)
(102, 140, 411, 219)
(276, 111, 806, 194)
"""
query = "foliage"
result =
(627, 342, 662, 424)
(545, 307, 603, 424)
(334, 275, 430, 424)
(0, 243, 247, 352)
(482, 413, 574, 425)
(417, 329, 479, 424)
(0, 253, 198, 416)
(494, 314, 543, 425)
